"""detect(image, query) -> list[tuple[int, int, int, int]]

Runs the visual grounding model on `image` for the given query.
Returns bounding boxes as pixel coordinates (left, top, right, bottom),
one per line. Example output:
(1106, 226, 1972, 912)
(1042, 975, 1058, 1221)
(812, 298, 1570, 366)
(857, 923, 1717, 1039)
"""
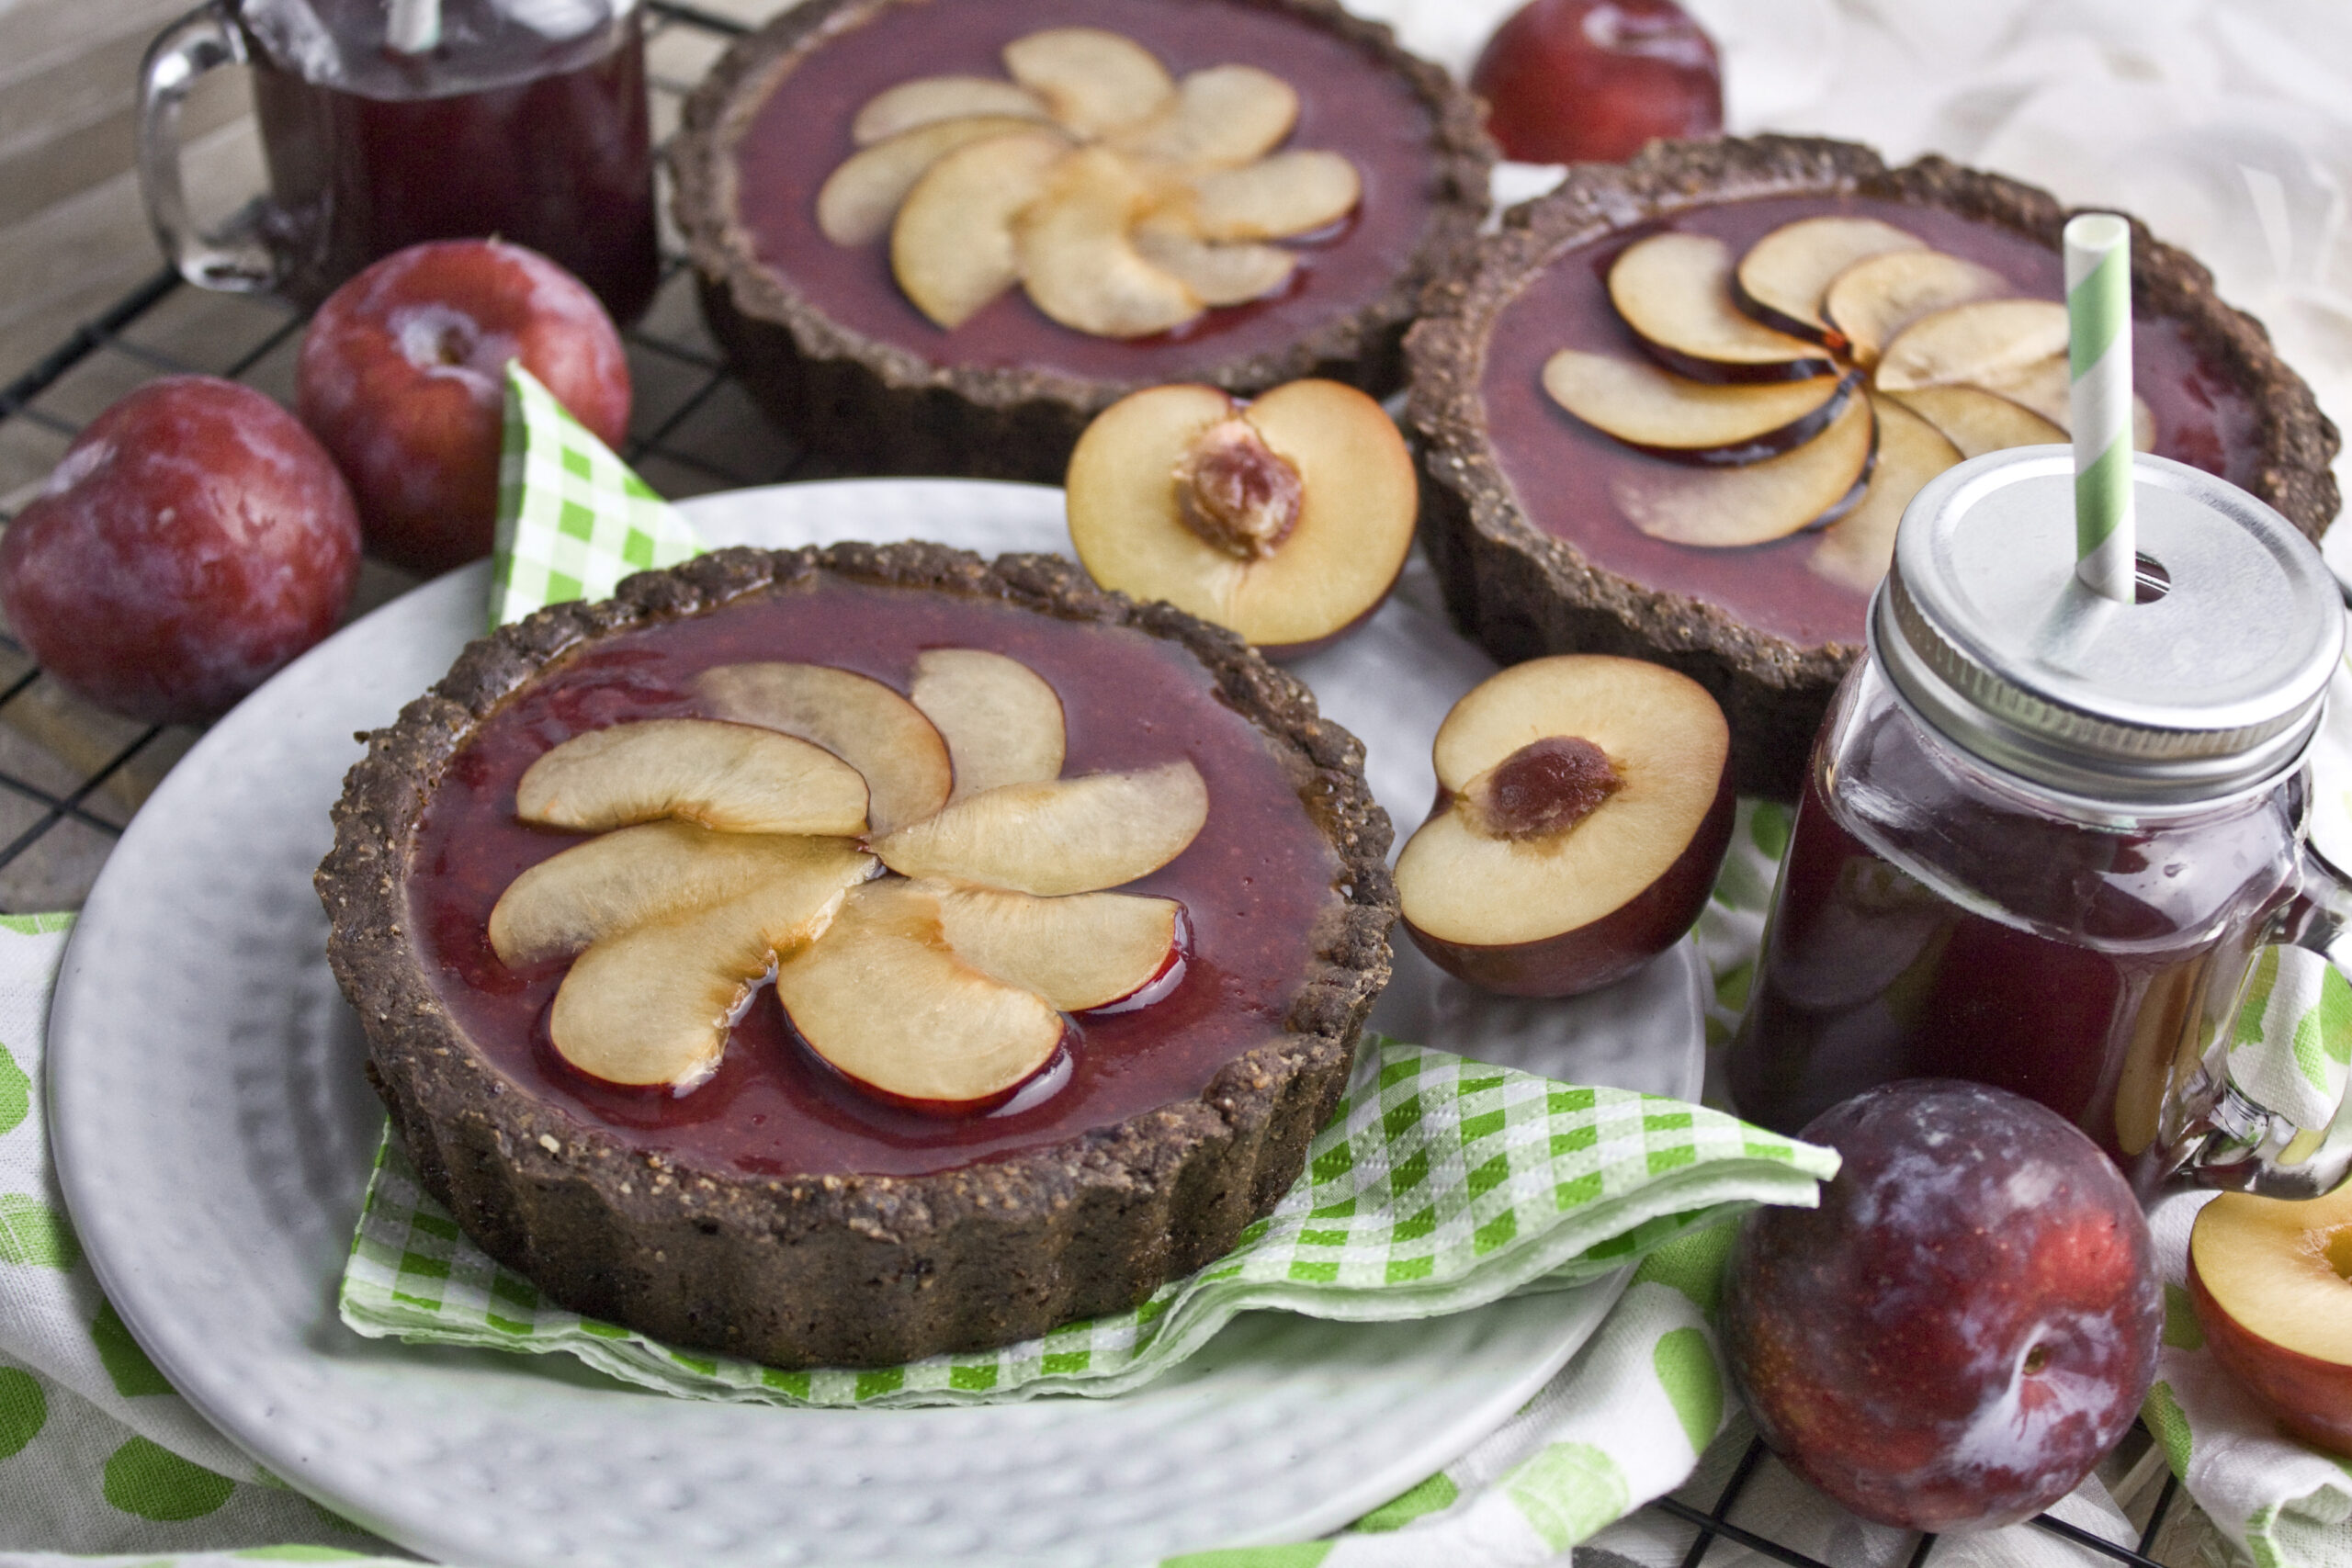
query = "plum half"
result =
(1065, 378, 1418, 654)
(1394, 654, 1733, 997)
(2188, 1181, 2352, 1457)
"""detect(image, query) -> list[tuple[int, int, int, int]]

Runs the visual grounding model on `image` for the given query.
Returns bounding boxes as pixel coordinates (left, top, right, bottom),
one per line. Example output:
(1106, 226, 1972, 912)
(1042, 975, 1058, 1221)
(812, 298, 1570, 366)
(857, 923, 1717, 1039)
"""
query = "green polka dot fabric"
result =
(339, 1039, 1837, 1407)
(0, 920, 379, 1558)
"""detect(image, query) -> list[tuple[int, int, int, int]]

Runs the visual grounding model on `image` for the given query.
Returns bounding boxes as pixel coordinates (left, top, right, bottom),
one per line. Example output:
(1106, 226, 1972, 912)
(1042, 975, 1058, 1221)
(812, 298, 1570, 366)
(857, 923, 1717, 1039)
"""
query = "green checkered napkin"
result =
(488, 364, 700, 631)
(342, 1038, 1836, 1406)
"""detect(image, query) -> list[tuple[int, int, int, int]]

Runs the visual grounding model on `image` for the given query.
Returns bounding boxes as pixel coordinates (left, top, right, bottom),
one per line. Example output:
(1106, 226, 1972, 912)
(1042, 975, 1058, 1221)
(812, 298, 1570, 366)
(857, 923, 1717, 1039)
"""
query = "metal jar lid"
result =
(1873, 447, 2345, 805)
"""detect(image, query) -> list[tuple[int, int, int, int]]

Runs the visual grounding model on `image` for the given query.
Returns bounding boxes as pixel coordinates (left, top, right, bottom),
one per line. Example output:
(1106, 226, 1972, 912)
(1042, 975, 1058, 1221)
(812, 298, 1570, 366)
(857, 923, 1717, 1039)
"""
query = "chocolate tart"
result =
(671, 0, 1492, 483)
(317, 542, 1396, 1369)
(1407, 136, 2342, 799)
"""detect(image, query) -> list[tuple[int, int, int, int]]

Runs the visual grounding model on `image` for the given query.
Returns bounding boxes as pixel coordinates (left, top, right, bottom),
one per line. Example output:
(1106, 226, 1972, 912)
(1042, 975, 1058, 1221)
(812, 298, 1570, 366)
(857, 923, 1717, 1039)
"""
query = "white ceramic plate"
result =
(50, 480, 1703, 1568)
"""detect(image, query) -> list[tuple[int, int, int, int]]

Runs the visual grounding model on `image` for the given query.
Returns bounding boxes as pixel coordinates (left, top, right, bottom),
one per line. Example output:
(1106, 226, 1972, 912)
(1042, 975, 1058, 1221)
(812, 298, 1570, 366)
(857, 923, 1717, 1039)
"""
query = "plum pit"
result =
(1468, 735, 1622, 840)
(1174, 418, 1303, 560)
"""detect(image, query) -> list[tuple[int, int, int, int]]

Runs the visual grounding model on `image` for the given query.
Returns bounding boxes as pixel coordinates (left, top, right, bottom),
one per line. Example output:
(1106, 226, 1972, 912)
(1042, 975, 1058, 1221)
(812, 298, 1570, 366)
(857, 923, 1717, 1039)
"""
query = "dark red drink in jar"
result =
(140, 0, 658, 323)
(1728, 447, 2350, 1196)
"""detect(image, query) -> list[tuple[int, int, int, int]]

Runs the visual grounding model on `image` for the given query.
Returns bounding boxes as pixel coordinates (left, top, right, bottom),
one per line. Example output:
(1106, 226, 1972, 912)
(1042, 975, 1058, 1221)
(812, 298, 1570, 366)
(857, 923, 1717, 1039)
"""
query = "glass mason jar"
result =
(138, 0, 659, 322)
(1729, 447, 2352, 1199)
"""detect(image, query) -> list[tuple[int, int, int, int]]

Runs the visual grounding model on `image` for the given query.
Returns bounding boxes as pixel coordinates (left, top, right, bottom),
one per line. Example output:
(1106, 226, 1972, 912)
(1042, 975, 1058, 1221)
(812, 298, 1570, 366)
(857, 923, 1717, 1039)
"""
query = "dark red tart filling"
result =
(1479, 193, 2262, 649)
(407, 574, 1344, 1179)
(728, 0, 1442, 380)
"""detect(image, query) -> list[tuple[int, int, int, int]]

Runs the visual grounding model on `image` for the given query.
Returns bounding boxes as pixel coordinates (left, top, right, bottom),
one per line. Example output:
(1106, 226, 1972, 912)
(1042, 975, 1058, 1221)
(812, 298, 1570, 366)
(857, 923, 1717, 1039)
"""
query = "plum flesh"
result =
(1723, 1079, 2161, 1531)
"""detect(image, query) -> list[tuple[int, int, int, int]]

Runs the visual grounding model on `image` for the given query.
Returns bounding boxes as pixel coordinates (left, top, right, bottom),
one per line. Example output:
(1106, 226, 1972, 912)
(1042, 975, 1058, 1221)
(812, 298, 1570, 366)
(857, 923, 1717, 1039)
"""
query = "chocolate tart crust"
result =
(317, 543, 1396, 1370)
(1407, 135, 2343, 800)
(671, 0, 1494, 484)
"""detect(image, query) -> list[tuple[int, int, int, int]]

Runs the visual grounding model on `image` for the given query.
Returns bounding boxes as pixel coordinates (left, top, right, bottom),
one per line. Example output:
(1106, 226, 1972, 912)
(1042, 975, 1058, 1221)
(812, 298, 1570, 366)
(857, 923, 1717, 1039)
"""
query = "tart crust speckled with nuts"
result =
(318, 543, 1396, 1369)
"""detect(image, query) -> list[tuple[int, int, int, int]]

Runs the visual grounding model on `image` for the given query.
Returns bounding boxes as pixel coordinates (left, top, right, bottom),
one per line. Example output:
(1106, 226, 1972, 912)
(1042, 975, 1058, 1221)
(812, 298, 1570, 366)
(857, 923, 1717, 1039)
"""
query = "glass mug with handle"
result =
(1728, 446, 2352, 1200)
(137, 0, 659, 323)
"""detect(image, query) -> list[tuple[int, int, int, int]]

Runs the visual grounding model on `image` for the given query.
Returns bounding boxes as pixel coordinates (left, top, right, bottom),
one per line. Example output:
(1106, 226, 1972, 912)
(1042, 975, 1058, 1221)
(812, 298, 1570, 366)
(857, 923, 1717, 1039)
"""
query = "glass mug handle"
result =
(137, 2, 283, 292)
(2165, 840, 2352, 1199)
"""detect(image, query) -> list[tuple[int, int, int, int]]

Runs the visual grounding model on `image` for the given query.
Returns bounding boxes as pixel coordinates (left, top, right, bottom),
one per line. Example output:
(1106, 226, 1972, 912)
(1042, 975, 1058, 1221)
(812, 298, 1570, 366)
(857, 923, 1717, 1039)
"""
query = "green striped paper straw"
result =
(2066, 212, 2136, 602)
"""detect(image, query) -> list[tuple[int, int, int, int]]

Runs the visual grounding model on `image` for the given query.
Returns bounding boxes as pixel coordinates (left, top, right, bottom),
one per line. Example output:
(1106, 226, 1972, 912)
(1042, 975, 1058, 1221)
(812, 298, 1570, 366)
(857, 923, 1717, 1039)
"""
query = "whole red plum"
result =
(0, 376, 361, 727)
(1722, 1080, 2161, 1531)
(297, 238, 630, 577)
(1470, 0, 1723, 165)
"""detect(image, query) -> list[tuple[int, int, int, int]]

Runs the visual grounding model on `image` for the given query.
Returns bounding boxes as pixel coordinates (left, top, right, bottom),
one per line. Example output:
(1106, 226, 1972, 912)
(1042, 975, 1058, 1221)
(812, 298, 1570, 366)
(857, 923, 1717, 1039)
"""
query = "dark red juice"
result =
(245, 7, 657, 321)
(1729, 669, 2300, 1163)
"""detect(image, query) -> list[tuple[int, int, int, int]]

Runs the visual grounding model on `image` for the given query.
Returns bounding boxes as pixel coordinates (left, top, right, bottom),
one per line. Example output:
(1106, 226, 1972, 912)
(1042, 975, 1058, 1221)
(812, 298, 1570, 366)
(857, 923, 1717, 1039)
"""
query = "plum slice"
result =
(546, 853, 871, 1089)
(490, 822, 873, 966)
(872, 760, 1208, 896)
(1809, 394, 1961, 594)
(1609, 231, 1836, 383)
(1872, 299, 2071, 398)
(890, 130, 1072, 330)
(515, 717, 870, 837)
(1542, 348, 1853, 462)
(1017, 148, 1202, 337)
(695, 661, 953, 835)
(774, 880, 1066, 1111)
(1610, 391, 1875, 547)
(816, 117, 1046, 246)
(1820, 248, 2009, 367)
(1734, 216, 1925, 343)
(1883, 384, 2063, 458)
(1110, 65, 1298, 171)
(852, 76, 1054, 145)
(1001, 27, 1174, 136)
(908, 649, 1067, 802)
(926, 880, 1182, 1010)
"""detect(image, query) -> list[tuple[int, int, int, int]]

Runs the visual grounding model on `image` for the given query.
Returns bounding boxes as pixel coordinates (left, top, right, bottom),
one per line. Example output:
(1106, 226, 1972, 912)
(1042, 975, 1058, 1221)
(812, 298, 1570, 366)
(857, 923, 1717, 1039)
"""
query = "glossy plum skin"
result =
(1723, 1080, 2162, 1531)
(1405, 765, 1734, 997)
(296, 238, 630, 576)
(1469, 0, 1723, 165)
(0, 377, 360, 726)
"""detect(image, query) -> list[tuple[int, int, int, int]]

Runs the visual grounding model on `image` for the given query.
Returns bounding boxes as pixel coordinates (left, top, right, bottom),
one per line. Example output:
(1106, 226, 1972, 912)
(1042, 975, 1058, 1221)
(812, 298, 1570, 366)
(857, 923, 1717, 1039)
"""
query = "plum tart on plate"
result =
(1407, 136, 2339, 797)
(671, 0, 1490, 482)
(317, 543, 1396, 1369)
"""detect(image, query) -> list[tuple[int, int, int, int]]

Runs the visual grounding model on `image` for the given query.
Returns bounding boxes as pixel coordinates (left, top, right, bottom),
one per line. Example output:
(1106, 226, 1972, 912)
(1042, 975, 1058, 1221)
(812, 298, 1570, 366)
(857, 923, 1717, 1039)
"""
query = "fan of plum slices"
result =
(486, 649, 1201, 1111)
(817, 26, 1362, 337)
(1554, 215, 2154, 592)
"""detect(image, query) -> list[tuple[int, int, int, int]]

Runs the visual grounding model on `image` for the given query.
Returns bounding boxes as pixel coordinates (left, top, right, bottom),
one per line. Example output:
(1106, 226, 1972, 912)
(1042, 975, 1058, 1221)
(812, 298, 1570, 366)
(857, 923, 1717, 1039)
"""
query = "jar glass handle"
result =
(137, 2, 284, 292)
(2165, 840, 2352, 1198)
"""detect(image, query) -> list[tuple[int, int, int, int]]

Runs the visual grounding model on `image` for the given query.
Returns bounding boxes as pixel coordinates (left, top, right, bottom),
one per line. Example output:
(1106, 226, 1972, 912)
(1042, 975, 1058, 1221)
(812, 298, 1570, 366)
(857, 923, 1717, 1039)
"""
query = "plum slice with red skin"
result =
(1543, 349, 1856, 464)
(1609, 231, 1836, 384)
(1733, 216, 1926, 344)
(1611, 390, 1876, 547)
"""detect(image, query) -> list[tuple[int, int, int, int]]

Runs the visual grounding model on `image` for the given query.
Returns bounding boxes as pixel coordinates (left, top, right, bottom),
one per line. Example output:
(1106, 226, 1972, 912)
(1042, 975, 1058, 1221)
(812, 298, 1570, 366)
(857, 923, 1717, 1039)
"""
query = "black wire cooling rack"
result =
(0, 4, 2200, 1562)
